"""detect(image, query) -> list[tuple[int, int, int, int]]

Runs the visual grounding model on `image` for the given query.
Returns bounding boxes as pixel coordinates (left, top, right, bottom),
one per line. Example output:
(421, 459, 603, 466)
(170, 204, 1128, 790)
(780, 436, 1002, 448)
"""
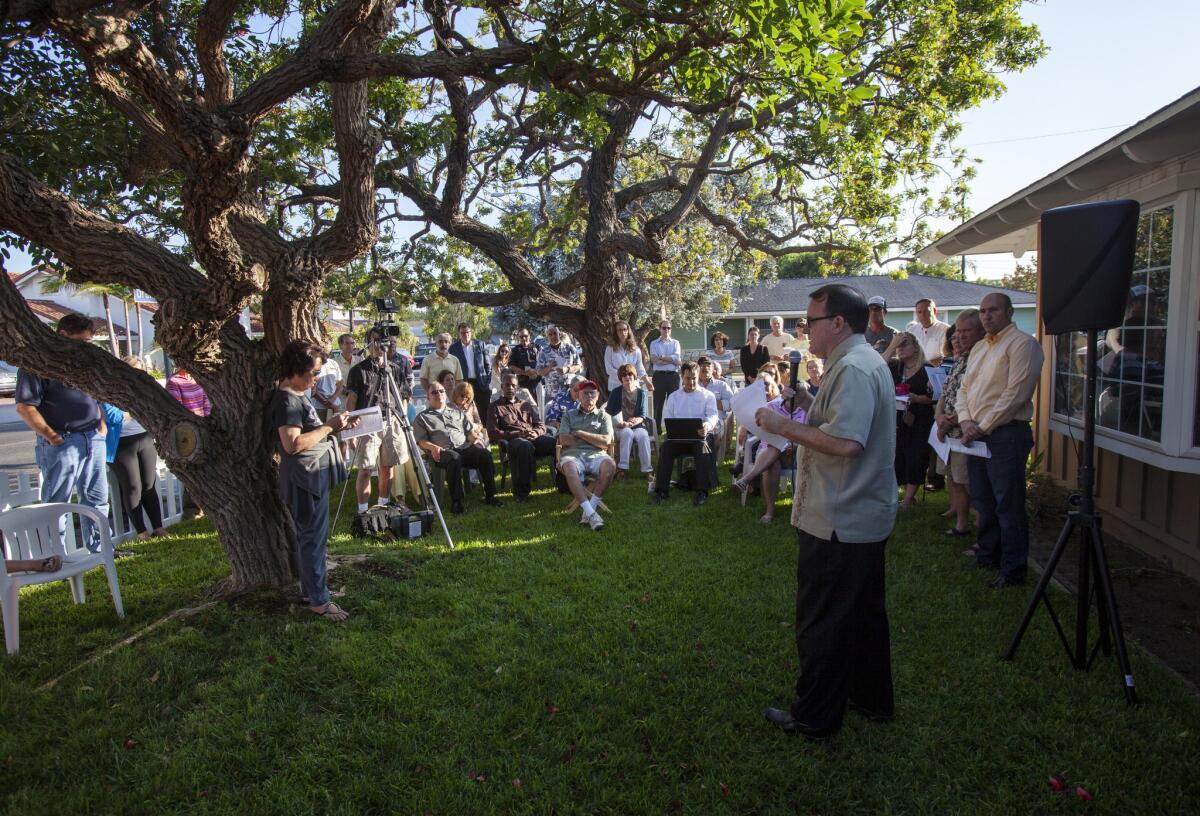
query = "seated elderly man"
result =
(652, 361, 720, 507)
(488, 372, 557, 502)
(411, 381, 502, 514)
(558, 380, 616, 531)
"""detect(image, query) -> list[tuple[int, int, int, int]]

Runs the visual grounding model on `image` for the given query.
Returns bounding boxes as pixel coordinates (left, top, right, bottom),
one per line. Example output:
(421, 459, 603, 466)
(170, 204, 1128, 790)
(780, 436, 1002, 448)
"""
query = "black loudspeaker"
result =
(1040, 200, 1140, 334)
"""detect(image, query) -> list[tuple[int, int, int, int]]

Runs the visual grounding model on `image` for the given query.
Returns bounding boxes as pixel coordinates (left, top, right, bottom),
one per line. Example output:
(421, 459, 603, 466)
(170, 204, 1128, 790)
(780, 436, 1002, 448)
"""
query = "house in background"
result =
(920, 86, 1200, 580)
(668, 273, 1036, 354)
(5, 266, 156, 360)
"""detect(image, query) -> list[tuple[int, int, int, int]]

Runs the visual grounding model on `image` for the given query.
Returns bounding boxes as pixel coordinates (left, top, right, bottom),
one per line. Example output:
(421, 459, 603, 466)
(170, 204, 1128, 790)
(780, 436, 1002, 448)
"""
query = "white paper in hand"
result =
(926, 423, 991, 461)
(340, 406, 384, 440)
(731, 380, 791, 451)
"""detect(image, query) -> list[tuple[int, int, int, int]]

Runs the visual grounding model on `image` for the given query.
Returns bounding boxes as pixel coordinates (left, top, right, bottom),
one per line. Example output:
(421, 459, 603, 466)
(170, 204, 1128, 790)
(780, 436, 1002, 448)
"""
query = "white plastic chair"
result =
(1, 502, 125, 655)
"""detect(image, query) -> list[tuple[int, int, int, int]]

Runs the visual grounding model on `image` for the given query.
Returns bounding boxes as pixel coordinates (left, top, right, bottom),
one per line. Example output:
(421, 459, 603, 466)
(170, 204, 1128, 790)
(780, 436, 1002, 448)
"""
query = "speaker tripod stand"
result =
(1002, 329, 1137, 705)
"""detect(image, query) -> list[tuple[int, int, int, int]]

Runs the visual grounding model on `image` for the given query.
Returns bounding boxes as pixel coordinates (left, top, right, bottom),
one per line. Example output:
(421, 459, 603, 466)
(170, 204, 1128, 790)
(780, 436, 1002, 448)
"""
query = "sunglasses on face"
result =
(428, 388, 446, 395)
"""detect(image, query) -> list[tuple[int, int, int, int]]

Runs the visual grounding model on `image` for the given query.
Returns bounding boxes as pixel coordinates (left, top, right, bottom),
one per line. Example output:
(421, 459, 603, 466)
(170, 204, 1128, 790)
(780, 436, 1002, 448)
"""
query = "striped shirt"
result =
(166, 374, 212, 417)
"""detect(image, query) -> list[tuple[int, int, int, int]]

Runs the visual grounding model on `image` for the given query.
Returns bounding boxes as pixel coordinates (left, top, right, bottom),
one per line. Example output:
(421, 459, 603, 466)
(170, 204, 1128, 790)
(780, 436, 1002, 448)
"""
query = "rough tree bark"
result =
(0, 0, 525, 594)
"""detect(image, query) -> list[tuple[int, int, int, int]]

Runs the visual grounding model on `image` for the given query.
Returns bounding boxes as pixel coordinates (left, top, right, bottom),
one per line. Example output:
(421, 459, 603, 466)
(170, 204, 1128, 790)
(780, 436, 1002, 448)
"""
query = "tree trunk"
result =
(348, 307, 354, 336)
(101, 297, 118, 356)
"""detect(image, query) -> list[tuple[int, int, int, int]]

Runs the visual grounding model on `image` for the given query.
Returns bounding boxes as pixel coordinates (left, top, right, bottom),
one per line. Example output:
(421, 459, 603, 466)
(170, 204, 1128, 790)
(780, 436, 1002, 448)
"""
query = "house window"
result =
(1052, 206, 1172, 443)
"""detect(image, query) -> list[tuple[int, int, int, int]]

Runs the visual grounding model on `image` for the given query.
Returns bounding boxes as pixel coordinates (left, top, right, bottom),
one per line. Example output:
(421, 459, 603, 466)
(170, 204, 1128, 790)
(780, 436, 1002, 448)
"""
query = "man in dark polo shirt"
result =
(508, 327, 542, 393)
(487, 372, 556, 501)
(14, 313, 111, 551)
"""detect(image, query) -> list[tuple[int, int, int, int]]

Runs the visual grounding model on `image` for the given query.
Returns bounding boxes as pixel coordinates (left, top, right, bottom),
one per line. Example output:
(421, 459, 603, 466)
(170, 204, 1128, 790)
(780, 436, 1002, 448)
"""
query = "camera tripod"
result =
(332, 348, 454, 549)
(1002, 330, 1136, 705)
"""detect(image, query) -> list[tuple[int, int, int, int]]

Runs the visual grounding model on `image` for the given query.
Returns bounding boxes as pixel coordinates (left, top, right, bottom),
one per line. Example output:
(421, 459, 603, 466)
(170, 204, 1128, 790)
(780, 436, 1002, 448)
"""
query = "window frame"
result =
(1047, 189, 1200, 474)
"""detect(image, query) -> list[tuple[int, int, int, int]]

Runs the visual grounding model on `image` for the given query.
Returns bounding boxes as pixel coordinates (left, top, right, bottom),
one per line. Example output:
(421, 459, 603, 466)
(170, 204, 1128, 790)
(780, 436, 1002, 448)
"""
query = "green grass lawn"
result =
(3, 470, 1199, 815)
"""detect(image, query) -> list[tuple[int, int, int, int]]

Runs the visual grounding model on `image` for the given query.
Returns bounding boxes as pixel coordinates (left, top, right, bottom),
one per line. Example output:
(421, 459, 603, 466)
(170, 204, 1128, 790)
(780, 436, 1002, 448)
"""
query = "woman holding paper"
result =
(884, 332, 935, 509)
(272, 341, 357, 622)
(732, 368, 805, 523)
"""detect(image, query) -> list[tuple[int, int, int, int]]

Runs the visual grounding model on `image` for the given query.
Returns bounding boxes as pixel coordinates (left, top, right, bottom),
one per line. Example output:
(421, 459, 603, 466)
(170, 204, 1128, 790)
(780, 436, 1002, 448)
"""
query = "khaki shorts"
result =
(559, 452, 615, 479)
(353, 414, 410, 471)
(935, 449, 969, 484)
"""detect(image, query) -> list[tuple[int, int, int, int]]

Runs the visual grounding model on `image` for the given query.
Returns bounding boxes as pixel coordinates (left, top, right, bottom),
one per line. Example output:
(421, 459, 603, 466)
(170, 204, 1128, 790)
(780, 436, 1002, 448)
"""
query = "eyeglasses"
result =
(660, 325, 672, 330)
(620, 373, 636, 379)
(516, 334, 529, 339)
(308, 368, 322, 377)
(803, 314, 839, 332)
(428, 388, 446, 395)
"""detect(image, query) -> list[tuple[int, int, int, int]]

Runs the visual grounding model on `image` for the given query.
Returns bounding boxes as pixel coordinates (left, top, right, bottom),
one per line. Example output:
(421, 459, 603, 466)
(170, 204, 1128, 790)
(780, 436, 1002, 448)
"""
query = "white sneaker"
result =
(580, 510, 590, 525)
(587, 512, 605, 531)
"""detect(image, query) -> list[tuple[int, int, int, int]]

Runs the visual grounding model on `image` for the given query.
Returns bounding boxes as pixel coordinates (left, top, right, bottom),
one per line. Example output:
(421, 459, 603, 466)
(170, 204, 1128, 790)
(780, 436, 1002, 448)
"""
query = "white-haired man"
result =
(762, 315, 795, 362)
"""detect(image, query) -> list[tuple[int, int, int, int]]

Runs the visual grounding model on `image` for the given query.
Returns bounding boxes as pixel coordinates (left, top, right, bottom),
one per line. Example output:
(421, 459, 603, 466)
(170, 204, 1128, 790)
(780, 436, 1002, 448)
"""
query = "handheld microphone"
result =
(788, 349, 803, 414)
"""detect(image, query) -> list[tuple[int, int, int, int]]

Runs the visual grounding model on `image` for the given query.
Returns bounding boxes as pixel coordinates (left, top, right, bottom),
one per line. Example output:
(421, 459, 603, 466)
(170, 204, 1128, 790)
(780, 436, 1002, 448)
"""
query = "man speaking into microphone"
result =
(753, 283, 898, 741)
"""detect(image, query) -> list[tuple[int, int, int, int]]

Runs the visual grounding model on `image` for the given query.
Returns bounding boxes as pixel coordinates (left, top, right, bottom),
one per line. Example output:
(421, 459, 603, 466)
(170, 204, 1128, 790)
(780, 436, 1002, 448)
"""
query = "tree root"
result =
(36, 600, 220, 693)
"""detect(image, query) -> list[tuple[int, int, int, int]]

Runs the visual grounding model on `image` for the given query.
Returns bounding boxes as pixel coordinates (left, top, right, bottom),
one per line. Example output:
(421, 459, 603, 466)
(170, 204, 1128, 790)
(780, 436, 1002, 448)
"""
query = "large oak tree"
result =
(0, 0, 1041, 592)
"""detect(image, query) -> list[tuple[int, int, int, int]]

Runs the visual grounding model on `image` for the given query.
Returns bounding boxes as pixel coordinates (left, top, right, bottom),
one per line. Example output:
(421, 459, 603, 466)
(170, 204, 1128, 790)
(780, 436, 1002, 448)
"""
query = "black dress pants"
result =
(791, 530, 894, 736)
(654, 434, 716, 495)
(506, 435, 557, 498)
(651, 371, 680, 429)
(441, 445, 496, 501)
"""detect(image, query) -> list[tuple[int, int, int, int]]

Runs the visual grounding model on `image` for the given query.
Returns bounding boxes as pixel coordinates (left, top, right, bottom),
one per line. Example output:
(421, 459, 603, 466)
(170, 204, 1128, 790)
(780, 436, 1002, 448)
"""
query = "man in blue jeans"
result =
(14, 313, 110, 552)
(956, 293, 1044, 588)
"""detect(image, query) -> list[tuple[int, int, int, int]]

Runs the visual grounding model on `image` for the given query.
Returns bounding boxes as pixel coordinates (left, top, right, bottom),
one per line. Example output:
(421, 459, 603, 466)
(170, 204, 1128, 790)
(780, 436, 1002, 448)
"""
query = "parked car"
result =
(0, 362, 17, 397)
(412, 342, 437, 371)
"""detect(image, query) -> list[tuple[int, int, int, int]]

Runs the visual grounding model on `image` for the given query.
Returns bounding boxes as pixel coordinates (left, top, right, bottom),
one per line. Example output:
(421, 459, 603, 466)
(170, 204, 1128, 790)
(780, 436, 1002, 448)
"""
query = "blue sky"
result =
(6, 2, 1199, 281)
(948, 0, 1200, 278)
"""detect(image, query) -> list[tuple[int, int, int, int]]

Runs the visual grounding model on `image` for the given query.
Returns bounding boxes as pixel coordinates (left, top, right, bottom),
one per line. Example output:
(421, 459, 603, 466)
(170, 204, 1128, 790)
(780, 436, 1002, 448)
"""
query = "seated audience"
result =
(733, 369, 805, 523)
(740, 325, 770, 383)
(451, 381, 489, 447)
(804, 357, 823, 396)
(652, 362, 720, 507)
(558, 380, 616, 531)
(411, 382, 501, 514)
(5, 555, 62, 573)
(546, 375, 584, 430)
(605, 363, 654, 483)
(488, 372, 556, 502)
(884, 332, 935, 509)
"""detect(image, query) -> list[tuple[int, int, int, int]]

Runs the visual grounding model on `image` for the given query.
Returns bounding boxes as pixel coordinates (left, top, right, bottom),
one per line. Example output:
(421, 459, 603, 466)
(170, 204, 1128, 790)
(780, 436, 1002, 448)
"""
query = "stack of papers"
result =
(927, 424, 991, 461)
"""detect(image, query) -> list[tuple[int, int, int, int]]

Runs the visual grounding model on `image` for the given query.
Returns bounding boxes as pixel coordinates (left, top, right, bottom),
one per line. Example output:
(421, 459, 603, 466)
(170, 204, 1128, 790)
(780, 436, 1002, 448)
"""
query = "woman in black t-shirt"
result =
(272, 341, 357, 621)
(739, 326, 771, 383)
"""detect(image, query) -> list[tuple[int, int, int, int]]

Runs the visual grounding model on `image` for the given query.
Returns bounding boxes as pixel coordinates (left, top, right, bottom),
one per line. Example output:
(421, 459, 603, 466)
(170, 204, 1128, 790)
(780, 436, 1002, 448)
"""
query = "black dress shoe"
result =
(963, 558, 998, 572)
(763, 708, 834, 741)
(650, 491, 668, 505)
(989, 574, 1026, 589)
(693, 491, 707, 507)
(451, 500, 465, 514)
(484, 495, 503, 507)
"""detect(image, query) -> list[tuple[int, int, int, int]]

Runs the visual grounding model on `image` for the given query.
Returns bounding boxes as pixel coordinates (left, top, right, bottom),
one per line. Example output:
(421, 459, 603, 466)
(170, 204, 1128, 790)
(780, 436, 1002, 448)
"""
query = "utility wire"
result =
(959, 124, 1132, 148)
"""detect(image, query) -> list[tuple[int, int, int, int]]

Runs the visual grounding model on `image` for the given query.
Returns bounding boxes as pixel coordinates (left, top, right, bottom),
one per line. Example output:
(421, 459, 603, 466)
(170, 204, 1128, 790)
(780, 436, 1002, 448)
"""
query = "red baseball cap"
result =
(577, 379, 600, 391)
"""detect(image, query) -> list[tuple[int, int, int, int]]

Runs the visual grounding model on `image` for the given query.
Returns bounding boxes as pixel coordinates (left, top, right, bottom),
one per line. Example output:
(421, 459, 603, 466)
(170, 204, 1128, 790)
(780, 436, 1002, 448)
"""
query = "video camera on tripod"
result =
(371, 297, 402, 339)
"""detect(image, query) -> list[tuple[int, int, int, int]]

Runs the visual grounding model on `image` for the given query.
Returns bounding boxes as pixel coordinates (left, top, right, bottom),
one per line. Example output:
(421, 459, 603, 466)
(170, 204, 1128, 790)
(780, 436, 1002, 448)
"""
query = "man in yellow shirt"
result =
(956, 293, 1044, 589)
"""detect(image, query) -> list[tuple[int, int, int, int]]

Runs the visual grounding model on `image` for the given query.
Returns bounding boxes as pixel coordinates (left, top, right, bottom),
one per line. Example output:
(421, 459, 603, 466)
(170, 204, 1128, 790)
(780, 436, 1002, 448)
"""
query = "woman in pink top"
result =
(733, 367, 806, 524)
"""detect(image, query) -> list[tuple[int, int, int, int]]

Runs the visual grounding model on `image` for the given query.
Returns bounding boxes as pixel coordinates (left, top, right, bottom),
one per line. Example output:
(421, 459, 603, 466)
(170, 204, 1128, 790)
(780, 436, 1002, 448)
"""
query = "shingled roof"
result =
(714, 273, 1036, 315)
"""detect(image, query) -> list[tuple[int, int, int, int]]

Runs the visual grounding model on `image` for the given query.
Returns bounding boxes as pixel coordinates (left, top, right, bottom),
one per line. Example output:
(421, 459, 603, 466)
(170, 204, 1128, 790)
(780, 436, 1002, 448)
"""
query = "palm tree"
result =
(39, 271, 131, 355)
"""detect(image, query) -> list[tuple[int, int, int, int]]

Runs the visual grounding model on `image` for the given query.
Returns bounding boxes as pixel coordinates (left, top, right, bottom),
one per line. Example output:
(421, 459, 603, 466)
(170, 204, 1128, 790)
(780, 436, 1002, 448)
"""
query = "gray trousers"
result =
(286, 477, 332, 606)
